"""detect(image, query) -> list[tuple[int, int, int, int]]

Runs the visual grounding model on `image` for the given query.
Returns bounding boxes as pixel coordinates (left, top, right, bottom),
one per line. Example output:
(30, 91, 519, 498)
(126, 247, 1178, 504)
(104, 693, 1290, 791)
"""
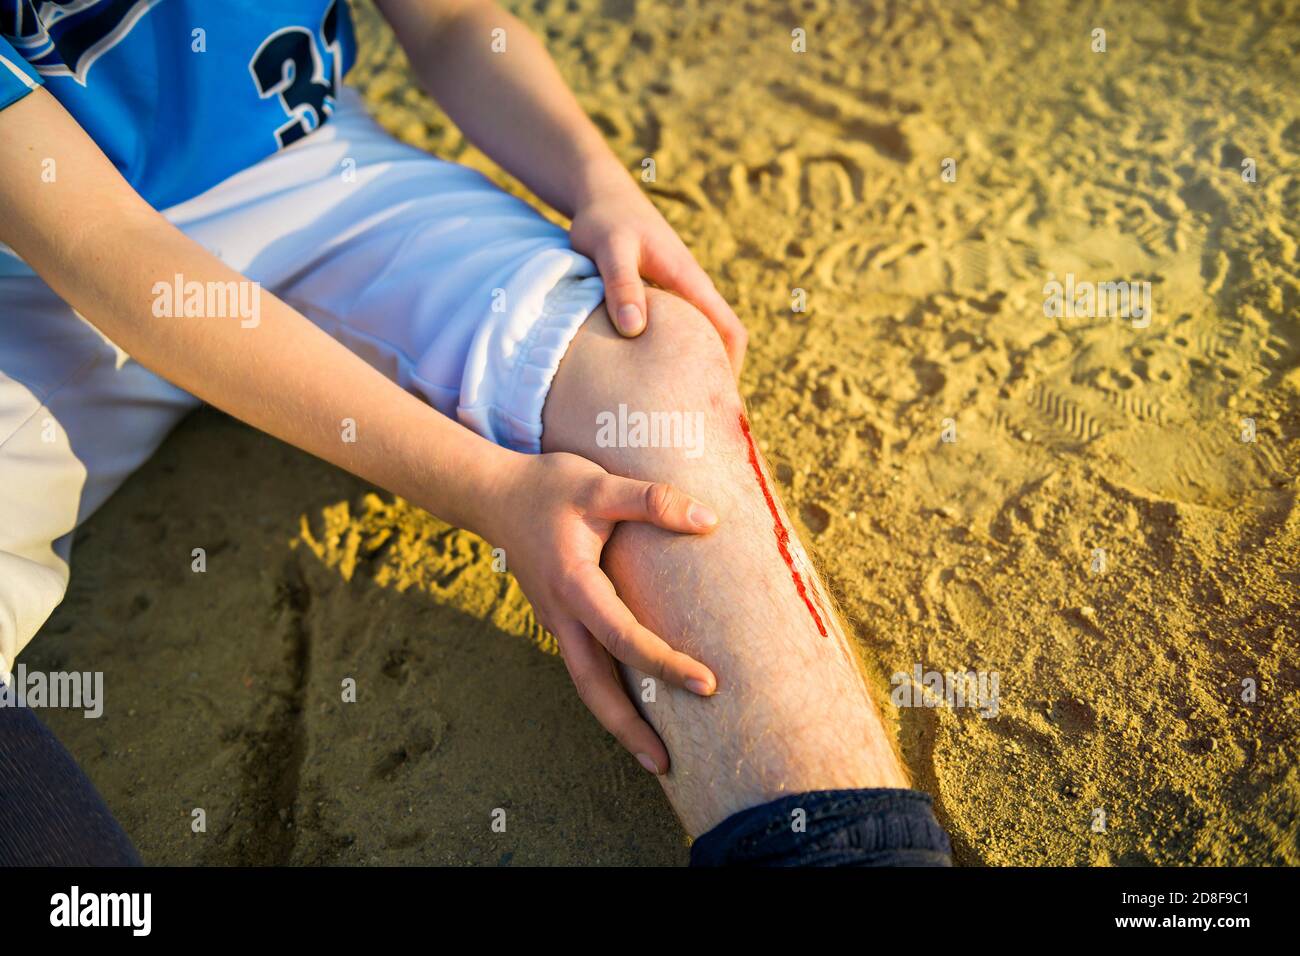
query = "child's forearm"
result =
(377, 0, 633, 218)
(0, 90, 515, 537)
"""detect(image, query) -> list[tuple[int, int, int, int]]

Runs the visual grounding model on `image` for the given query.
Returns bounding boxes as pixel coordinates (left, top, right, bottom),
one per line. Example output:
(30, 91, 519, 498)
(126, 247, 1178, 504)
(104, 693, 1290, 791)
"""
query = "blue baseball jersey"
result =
(0, 0, 356, 209)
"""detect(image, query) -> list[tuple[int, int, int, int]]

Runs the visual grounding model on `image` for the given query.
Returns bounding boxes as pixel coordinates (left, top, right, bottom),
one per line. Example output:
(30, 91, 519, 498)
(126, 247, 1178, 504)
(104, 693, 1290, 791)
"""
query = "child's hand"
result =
(569, 177, 748, 378)
(484, 450, 720, 774)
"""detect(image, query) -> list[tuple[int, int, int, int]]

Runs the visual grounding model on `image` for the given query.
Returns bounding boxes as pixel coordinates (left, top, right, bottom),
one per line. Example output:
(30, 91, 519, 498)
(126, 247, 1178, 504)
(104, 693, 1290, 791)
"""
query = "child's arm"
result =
(0, 88, 718, 772)
(1, 90, 499, 536)
(373, 0, 747, 374)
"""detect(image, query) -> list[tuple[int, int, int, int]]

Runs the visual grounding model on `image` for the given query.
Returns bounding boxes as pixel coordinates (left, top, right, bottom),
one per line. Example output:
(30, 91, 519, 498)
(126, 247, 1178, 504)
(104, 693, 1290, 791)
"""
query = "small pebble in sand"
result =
(1079, 606, 1098, 623)
(1018, 429, 1033, 442)
(938, 504, 958, 519)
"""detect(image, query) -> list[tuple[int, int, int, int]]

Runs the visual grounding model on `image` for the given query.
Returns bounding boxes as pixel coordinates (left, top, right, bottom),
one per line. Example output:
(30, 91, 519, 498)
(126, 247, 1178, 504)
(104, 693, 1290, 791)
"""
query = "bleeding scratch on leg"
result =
(738, 413, 828, 638)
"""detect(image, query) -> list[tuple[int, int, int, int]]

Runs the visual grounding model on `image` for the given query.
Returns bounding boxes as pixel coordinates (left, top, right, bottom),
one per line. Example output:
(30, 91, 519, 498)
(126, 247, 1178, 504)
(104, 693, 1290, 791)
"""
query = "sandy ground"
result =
(26, 0, 1299, 864)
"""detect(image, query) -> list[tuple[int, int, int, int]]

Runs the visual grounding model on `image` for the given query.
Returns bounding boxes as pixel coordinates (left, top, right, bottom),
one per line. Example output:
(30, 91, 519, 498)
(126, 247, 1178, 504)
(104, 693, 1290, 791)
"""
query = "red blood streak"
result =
(738, 413, 828, 638)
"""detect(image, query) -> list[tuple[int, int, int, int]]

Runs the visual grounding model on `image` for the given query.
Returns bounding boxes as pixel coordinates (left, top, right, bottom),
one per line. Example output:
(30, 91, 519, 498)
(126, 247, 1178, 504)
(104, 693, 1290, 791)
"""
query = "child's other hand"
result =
(569, 178, 747, 378)
(485, 450, 719, 774)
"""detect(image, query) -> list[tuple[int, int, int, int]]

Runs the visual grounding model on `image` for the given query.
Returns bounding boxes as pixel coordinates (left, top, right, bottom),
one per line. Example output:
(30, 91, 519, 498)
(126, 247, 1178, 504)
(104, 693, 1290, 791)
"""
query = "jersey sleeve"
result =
(0, 35, 43, 113)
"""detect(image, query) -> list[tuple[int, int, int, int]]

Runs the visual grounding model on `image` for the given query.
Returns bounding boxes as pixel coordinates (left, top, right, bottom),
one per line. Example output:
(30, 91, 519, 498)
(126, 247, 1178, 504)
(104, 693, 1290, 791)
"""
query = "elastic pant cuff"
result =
(690, 788, 952, 867)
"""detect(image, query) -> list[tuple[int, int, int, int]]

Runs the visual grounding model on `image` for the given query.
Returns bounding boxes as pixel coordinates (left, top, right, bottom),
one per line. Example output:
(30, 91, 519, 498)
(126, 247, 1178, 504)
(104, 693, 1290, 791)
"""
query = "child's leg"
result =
(541, 289, 910, 838)
(175, 95, 929, 845)
(0, 89, 946, 861)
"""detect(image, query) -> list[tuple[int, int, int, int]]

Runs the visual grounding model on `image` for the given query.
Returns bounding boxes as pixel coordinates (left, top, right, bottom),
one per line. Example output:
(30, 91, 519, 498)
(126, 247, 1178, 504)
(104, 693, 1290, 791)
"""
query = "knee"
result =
(629, 289, 738, 401)
(543, 288, 743, 457)
(592, 291, 743, 470)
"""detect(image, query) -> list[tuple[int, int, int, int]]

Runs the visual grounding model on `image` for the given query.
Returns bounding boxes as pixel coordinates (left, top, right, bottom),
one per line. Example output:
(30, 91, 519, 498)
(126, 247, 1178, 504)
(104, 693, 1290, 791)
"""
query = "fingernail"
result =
(615, 303, 644, 335)
(688, 503, 718, 529)
(685, 676, 715, 696)
(635, 752, 661, 774)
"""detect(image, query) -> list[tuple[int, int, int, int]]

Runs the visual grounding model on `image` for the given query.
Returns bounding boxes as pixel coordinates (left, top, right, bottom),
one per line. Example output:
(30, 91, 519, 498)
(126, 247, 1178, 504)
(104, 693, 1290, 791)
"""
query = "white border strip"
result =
(0, 51, 38, 91)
